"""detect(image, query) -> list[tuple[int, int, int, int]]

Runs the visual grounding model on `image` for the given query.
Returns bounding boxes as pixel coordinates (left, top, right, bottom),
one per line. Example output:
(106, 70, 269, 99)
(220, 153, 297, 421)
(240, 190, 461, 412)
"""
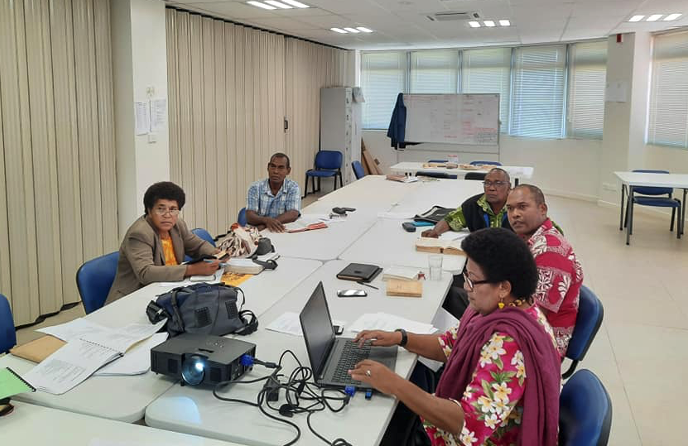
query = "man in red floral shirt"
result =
(506, 184, 584, 357)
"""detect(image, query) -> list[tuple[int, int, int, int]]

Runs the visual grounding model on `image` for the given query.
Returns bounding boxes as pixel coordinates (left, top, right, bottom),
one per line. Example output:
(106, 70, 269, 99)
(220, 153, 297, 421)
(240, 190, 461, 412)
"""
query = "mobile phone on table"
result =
(337, 289, 367, 298)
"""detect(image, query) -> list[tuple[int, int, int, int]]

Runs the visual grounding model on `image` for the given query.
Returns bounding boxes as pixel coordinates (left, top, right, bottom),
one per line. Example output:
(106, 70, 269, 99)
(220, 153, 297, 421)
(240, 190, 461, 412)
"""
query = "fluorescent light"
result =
(247, 1, 277, 10)
(664, 13, 682, 21)
(343, 27, 361, 33)
(499, 19, 511, 27)
(646, 14, 663, 22)
(357, 27, 373, 33)
(264, 0, 293, 9)
(484, 20, 496, 27)
(468, 21, 481, 28)
(628, 15, 644, 22)
(280, 0, 309, 7)
(331, 28, 348, 34)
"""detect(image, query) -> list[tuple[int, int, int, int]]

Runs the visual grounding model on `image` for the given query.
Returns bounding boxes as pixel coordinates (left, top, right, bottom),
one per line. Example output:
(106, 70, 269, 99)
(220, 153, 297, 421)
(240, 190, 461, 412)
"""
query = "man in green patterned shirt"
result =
(421, 168, 513, 238)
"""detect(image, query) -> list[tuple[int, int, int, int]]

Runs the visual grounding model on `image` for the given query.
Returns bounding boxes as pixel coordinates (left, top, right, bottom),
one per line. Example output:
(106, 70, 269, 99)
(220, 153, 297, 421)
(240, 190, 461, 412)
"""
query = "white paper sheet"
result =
(94, 333, 168, 376)
(377, 212, 415, 219)
(150, 98, 167, 133)
(266, 312, 345, 337)
(84, 321, 166, 354)
(347, 313, 436, 335)
(438, 231, 470, 242)
(36, 319, 108, 342)
(134, 101, 150, 136)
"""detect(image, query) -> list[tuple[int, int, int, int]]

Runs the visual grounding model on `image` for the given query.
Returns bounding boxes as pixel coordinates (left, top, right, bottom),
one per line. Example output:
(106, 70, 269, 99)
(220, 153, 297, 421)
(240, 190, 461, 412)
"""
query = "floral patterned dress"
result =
(423, 306, 557, 446)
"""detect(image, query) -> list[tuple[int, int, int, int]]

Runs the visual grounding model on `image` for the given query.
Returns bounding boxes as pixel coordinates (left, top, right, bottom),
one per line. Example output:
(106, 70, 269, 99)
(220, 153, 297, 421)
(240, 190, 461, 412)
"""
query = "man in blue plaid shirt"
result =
(246, 153, 301, 232)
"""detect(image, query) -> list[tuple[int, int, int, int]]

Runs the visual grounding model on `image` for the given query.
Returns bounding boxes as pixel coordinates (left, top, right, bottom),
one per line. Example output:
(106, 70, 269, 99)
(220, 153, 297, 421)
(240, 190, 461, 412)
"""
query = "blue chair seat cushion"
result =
(633, 197, 680, 207)
(306, 169, 338, 178)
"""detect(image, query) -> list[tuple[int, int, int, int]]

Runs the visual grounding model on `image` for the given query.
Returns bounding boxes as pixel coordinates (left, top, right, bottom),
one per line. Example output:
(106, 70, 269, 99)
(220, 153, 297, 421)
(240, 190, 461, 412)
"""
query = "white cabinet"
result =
(320, 87, 362, 185)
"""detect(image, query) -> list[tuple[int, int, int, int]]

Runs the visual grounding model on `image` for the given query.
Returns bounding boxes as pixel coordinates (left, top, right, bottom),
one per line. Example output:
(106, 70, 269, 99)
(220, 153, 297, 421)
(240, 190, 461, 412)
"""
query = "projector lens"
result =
(181, 354, 206, 386)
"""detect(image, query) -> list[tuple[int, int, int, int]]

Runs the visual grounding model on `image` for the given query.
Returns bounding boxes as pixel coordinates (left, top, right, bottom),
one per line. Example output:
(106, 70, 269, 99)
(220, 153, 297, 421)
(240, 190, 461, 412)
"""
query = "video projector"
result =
(151, 333, 256, 386)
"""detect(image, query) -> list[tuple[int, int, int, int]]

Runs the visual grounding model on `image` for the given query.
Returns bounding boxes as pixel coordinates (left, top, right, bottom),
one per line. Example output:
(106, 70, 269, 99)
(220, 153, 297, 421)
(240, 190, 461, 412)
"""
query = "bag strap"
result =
(170, 288, 185, 332)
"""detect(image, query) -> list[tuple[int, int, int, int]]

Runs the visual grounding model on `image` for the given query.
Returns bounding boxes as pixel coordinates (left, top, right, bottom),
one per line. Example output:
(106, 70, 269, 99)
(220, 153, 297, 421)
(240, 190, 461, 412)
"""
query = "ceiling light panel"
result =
(499, 19, 511, 27)
(264, 1, 293, 9)
(331, 28, 348, 34)
(468, 21, 481, 28)
(664, 13, 682, 21)
(646, 14, 663, 22)
(484, 20, 496, 27)
(343, 27, 361, 33)
(628, 15, 644, 22)
(357, 27, 373, 33)
(247, 1, 277, 10)
(280, 0, 309, 8)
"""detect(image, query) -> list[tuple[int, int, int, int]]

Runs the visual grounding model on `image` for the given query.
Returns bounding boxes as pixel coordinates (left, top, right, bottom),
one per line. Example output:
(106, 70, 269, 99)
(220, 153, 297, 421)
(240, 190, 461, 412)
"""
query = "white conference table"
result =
(1, 401, 240, 446)
(390, 162, 534, 184)
(146, 259, 453, 446)
(614, 171, 688, 244)
(0, 257, 321, 422)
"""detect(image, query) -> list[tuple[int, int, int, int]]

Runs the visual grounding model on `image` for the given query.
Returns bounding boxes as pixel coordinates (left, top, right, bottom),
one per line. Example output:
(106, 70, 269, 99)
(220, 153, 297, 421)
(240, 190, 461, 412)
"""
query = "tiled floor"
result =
(15, 193, 687, 445)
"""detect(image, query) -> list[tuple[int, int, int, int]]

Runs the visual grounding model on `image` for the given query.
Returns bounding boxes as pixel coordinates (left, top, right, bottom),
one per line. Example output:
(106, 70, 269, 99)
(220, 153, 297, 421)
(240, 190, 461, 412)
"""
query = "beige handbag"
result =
(217, 227, 262, 258)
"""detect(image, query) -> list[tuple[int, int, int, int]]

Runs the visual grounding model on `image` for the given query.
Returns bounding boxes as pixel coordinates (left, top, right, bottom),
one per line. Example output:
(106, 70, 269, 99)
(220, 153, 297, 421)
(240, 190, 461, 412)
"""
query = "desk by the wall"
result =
(390, 162, 534, 184)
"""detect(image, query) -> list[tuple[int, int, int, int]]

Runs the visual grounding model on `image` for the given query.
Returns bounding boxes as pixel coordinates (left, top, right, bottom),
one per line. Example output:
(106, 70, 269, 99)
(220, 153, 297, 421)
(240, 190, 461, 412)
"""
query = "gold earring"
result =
(498, 297, 505, 309)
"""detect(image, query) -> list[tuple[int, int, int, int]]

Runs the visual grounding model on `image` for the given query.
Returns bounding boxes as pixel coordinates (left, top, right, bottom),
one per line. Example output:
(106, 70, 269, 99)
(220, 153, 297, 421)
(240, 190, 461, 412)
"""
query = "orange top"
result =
(161, 237, 178, 266)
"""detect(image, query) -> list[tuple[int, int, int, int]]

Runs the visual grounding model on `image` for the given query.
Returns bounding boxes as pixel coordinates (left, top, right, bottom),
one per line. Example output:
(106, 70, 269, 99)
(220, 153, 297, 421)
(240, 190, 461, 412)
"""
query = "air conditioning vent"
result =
(427, 11, 481, 22)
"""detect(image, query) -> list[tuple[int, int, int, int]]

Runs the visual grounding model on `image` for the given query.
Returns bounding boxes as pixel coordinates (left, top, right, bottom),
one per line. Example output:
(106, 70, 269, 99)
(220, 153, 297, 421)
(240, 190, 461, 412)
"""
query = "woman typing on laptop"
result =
(349, 228, 561, 446)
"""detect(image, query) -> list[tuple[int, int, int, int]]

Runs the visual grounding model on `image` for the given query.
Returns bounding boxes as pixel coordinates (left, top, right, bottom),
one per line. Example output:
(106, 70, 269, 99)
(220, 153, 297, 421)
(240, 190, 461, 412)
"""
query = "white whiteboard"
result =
(404, 94, 500, 146)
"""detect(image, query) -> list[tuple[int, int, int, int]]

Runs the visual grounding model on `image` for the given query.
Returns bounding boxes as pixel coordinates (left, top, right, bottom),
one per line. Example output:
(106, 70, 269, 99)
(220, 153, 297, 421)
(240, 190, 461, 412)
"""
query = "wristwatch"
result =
(395, 328, 408, 347)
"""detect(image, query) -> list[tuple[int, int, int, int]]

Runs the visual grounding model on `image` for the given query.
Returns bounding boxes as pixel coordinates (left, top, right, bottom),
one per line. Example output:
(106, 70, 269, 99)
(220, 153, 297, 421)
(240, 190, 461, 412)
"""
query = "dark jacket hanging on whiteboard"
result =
(387, 93, 407, 148)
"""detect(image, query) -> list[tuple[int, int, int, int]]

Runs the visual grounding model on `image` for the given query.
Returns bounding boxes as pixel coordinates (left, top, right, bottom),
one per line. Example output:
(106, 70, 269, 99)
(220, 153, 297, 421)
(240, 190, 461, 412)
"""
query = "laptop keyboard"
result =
(332, 340, 371, 384)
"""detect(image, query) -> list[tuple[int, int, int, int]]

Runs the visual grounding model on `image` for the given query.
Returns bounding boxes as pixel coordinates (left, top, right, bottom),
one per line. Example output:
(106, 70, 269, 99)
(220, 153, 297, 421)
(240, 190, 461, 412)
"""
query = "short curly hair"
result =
(461, 228, 538, 300)
(143, 182, 186, 215)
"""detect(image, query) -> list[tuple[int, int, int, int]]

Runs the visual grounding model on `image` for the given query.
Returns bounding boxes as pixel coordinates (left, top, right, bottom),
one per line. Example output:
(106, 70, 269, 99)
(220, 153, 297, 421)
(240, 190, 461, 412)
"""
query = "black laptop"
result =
(299, 282, 397, 389)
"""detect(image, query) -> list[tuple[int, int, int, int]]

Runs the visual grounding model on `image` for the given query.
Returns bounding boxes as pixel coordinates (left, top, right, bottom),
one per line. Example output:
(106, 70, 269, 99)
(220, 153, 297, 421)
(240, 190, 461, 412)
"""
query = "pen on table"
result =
(357, 281, 378, 290)
(204, 259, 228, 268)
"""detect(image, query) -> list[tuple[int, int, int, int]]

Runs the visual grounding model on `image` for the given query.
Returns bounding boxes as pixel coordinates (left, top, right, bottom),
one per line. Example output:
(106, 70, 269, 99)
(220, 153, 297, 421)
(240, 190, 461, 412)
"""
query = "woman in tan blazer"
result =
(106, 182, 221, 304)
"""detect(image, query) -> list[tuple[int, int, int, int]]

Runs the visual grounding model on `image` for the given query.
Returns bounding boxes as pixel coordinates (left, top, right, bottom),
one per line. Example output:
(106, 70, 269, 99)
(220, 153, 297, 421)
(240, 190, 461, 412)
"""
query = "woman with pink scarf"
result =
(350, 228, 561, 446)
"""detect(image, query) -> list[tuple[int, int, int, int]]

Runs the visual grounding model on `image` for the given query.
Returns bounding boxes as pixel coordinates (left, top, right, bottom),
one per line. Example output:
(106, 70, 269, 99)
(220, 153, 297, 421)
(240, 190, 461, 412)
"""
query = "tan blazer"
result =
(106, 215, 217, 305)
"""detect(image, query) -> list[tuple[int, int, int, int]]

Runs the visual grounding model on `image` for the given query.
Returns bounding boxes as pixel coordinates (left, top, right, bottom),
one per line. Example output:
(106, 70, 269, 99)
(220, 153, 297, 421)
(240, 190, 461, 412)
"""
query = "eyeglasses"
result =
(153, 207, 180, 216)
(483, 181, 509, 188)
(463, 272, 493, 291)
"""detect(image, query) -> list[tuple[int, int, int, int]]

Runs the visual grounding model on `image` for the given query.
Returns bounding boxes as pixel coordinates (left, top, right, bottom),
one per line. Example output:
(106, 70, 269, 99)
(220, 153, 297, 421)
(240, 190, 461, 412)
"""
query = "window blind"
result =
(409, 49, 458, 94)
(648, 30, 688, 148)
(567, 41, 607, 139)
(510, 45, 566, 138)
(462, 48, 512, 133)
(361, 52, 406, 129)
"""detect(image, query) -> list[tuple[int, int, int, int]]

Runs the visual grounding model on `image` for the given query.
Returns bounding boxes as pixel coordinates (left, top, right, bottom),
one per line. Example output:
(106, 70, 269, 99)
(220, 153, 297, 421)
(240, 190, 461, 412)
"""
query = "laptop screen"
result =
(299, 282, 336, 377)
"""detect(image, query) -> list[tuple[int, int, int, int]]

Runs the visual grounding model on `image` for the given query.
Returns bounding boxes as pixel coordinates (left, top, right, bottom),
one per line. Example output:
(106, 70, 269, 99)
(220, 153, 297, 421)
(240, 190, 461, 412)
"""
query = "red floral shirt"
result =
(527, 218, 583, 357)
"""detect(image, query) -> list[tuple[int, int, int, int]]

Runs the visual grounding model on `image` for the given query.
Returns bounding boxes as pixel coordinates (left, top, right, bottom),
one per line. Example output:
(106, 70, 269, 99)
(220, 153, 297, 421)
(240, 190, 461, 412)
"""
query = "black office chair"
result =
(465, 172, 486, 181)
(416, 171, 458, 179)
(624, 169, 682, 241)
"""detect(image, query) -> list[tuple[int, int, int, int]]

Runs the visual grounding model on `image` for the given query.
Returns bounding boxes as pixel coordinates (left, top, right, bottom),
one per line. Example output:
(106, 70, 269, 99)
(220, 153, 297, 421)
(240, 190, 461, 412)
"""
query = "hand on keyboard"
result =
(353, 330, 402, 348)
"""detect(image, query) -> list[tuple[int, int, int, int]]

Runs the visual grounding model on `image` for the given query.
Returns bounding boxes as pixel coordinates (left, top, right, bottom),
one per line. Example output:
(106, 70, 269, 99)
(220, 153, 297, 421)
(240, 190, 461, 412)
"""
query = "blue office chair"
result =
(191, 228, 216, 247)
(562, 285, 604, 379)
(238, 207, 247, 226)
(76, 252, 119, 314)
(351, 161, 365, 180)
(427, 159, 448, 163)
(624, 169, 682, 240)
(416, 171, 458, 179)
(304, 150, 343, 197)
(470, 160, 502, 166)
(0, 293, 16, 354)
(559, 369, 612, 446)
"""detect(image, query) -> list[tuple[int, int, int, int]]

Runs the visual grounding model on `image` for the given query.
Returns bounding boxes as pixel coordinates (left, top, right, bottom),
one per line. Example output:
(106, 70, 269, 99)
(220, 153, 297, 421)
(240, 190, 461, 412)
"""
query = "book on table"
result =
(284, 219, 328, 233)
(415, 237, 465, 255)
(386, 279, 423, 298)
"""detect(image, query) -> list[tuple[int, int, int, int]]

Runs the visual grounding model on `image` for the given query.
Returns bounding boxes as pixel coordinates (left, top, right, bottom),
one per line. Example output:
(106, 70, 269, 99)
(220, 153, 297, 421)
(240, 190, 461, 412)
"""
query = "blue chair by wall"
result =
(238, 207, 247, 226)
(624, 169, 682, 240)
(76, 252, 119, 314)
(191, 228, 216, 247)
(303, 150, 343, 197)
(563, 285, 604, 379)
(559, 369, 612, 446)
(351, 161, 365, 180)
(470, 160, 502, 166)
(0, 293, 16, 354)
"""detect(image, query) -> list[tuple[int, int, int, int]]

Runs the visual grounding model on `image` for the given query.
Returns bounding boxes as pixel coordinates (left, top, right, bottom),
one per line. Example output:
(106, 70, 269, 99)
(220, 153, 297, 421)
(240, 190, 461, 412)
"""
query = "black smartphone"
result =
(337, 289, 367, 298)
(402, 222, 417, 232)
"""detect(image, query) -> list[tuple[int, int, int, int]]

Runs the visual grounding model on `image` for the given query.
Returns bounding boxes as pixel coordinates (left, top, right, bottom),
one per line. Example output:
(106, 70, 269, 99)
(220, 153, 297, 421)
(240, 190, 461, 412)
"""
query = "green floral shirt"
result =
(443, 194, 508, 232)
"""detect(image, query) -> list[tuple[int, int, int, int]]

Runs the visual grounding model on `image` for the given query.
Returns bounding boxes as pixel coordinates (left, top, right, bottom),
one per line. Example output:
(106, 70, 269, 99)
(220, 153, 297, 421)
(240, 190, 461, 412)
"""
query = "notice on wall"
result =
(134, 101, 150, 135)
(150, 98, 167, 133)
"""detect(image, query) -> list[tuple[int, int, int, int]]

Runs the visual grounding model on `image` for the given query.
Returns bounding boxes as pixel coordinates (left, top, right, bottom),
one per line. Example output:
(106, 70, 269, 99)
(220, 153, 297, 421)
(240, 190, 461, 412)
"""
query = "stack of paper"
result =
(266, 312, 345, 337)
(226, 258, 264, 274)
(382, 266, 421, 282)
(348, 313, 436, 335)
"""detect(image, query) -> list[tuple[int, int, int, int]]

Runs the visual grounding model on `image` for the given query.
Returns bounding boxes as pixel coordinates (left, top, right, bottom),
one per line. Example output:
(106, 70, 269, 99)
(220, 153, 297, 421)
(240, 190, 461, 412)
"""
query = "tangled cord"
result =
(213, 350, 352, 446)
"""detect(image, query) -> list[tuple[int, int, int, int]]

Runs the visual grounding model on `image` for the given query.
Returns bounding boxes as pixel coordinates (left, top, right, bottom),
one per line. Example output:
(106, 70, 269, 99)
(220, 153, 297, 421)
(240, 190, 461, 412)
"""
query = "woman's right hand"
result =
(354, 330, 402, 347)
(186, 260, 220, 277)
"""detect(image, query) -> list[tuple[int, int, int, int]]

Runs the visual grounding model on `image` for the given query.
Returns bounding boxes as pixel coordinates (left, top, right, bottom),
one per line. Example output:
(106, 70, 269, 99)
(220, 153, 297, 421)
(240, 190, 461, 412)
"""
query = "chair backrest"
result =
(0, 293, 16, 354)
(191, 227, 216, 247)
(559, 369, 612, 446)
(416, 171, 458, 179)
(76, 252, 120, 314)
(465, 172, 487, 181)
(238, 207, 247, 226)
(632, 169, 672, 196)
(470, 160, 502, 166)
(351, 161, 365, 179)
(563, 285, 604, 378)
(427, 159, 448, 163)
(314, 150, 343, 170)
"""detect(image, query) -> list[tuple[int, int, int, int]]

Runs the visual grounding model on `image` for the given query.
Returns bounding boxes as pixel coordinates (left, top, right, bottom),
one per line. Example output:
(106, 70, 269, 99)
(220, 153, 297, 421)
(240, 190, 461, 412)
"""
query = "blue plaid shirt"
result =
(247, 178, 301, 218)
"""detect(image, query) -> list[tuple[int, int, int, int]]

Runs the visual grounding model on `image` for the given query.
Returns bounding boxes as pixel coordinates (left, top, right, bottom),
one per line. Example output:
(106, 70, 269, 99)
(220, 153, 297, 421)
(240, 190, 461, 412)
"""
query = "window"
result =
(361, 52, 406, 129)
(409, 49, 459, 93)
(510, 45, 567, 138)
(567, 41, 607, 139)
(462, 48, 511, 133)
(648, 30, 688, 148)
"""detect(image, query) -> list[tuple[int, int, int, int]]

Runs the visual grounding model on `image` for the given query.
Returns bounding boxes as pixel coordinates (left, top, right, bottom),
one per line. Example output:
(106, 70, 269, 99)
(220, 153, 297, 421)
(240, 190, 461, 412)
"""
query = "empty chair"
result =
(562, 285, 604, 379)
(470, 160, 502, 166)
(465, 172, 487, 181)
(416, 171, 458, 179)
(0, 293, 16, 354)
(238, 207, 247, 226)
(351, 161, 365, 180)
(303, 150, 343, 197)
(559, 369, 612, 446)
(76, 252, 119, 314)
(191, 227, 216, 247)
(624, 169, 682, 242)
